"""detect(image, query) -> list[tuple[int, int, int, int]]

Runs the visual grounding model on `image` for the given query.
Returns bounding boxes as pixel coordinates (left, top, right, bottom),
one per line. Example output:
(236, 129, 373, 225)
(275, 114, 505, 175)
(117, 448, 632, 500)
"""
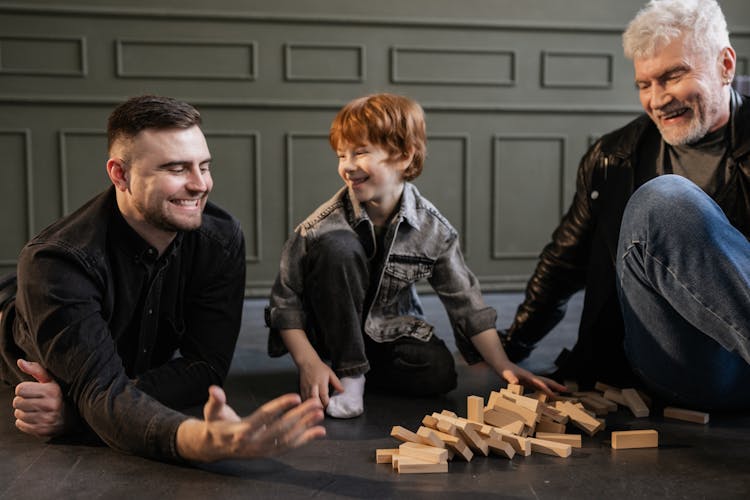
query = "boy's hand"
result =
(176, 387, 326, 462)
(499, 363, 567, 396)
(298, 357, 344, 408)
(13, 359, 75, 438)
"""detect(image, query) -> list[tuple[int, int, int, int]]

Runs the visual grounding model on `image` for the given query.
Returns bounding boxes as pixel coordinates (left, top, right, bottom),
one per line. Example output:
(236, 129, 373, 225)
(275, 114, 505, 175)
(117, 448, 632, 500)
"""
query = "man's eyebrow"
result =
(158, 158, 212, 169)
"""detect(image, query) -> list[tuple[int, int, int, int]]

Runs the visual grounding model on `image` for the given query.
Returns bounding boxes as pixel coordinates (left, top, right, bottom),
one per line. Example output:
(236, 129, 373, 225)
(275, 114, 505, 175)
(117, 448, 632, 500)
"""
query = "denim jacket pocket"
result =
(380, 255, 434, 305)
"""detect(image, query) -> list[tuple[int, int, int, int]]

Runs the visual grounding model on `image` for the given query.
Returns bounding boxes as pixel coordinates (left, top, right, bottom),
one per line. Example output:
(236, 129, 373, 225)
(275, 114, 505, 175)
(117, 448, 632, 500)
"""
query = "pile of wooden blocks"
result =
(376, 382, 709, 473)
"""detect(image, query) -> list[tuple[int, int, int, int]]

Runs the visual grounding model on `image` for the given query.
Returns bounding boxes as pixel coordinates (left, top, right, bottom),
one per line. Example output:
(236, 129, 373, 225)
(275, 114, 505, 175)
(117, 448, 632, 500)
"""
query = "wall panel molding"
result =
(491, 133, 566, 260)
(540, 51, 613, 89)
(284, 42, 365, 82)
(0, 128, 33, 266)
(0, 35, 87, 77)
(0, 95, 644, 115)
(115, 38, 257, 80)
(391, 46, 516, 86)
(204, 130, 262, 264)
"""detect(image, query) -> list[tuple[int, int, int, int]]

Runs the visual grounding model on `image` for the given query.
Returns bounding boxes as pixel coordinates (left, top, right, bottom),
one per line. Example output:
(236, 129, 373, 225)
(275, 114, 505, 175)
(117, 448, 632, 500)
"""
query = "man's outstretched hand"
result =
(176, 386, 326, 463)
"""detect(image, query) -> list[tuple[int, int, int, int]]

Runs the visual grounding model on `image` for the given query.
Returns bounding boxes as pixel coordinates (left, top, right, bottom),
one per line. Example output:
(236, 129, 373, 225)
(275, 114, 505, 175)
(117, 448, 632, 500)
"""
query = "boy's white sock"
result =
(326, 374, 365, 419)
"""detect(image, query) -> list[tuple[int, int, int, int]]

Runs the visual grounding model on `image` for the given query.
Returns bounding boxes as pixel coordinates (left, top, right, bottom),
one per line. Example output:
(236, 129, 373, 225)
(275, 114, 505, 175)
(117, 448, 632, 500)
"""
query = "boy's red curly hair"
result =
(329, 93, 426, 181)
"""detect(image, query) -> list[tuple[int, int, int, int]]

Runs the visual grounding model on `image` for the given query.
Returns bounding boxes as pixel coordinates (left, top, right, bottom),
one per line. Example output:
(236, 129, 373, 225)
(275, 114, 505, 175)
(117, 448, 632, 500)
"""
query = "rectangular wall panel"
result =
(391, 47, 516, 86)
(0, 130, 32, 274)
(0, 35, 86, 76)
(58, 130, 110, 215)
(541, 51, 613, 89)
(492, 135, 565, 260)
(116, 39, 257, 80)
(284, 43, 365, 82)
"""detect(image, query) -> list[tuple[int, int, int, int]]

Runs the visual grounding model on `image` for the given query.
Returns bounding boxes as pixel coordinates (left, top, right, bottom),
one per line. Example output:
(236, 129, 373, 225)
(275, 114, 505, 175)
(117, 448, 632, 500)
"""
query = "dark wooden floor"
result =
(2, 292, 749, 499)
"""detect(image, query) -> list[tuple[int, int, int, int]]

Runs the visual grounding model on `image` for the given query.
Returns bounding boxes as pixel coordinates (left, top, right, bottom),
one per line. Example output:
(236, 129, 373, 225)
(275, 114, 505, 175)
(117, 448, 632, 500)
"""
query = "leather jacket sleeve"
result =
(503, 141, 603, 361)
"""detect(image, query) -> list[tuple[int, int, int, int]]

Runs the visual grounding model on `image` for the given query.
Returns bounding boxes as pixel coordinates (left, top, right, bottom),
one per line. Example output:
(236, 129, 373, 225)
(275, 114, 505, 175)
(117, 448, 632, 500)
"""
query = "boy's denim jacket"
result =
(266, 183, 497, 364)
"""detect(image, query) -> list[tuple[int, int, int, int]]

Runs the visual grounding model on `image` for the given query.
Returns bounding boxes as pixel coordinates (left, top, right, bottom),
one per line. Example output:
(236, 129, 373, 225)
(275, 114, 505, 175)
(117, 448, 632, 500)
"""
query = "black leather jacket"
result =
(504, 89, 750, 386)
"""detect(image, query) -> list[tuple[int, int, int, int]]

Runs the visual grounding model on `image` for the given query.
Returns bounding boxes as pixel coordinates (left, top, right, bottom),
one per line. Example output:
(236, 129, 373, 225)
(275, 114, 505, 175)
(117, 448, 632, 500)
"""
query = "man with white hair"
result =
(503, 0, 750, 410)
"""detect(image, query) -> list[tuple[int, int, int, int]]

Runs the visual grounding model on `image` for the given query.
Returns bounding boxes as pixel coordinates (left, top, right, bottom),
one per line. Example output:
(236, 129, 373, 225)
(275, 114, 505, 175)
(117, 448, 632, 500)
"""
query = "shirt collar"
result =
(110, 204, 182, 265)
(344, 183, 421, 230)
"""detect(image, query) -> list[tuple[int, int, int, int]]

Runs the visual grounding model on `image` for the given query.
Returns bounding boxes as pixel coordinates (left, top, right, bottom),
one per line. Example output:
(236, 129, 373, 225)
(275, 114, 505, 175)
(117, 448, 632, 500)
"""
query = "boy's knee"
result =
(311, 230, 367, 266)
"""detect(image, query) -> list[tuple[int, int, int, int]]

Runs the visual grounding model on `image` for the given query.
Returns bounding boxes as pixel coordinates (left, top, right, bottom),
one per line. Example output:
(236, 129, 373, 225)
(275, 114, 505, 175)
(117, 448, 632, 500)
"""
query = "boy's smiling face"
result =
(336, 141, 410, 224)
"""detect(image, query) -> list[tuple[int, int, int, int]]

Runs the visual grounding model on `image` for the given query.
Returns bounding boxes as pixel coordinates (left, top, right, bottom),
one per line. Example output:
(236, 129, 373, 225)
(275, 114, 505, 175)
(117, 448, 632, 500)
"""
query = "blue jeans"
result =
(616, 175, 750, 410)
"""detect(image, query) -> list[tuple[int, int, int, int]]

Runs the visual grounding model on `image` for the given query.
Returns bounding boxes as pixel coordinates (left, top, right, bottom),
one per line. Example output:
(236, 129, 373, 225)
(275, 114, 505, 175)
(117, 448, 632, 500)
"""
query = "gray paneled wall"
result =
(1, 1, 749, 295)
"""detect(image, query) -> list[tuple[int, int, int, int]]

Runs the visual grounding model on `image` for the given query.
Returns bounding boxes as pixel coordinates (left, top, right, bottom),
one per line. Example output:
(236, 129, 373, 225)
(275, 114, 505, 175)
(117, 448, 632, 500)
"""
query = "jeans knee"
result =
(308, 230, 368, 274)
(620, 175, 718, 249)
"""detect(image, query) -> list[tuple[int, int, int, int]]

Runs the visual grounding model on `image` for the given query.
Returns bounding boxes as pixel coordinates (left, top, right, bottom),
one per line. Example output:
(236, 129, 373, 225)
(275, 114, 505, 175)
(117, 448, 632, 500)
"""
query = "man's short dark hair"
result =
(107, 95, 202, 152)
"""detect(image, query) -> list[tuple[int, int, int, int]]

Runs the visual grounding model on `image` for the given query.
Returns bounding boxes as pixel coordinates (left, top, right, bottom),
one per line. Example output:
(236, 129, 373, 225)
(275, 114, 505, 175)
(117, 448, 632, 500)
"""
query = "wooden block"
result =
(529, 437, 572, 457)
(436, 419, 455, 434)
(575, 392, 618, 412)
(534, 432, 582, 448)
(441, 409, 458, 418)
(416, 426, 447, 448)
(578, 395, 611, 416)
(500, 390, 542, 414)
(621, 389, 650, 418)
(422, 414, 439, 429)
(558, 402, 604, 436)
(535, 418, 566, 434)
(528, 391, 549, 403)
(391, 426, 421, 444)
(487, 391, 502, 409)
(399, 442, 449, 464)
(484, 408, 524, 429)
(506, 383, 524, 395)
(392, 453, 400, 469)
(467, 395, 485, 423)
(594, 381, 618, 393)
(603, 388, 627, 406)
(428, 428, 460, 446)
(489, 397, 539, 427)
(663, 407, 710, 424)
(376, 448, 399, 464)
(397, 456, 449, 474)
(488, 428, 532, 456)
(540, 404, 569, 424)
(457, 424, 489, 457)
(486, 436, 515, 459)
(499, 419, 526, 436)
(636, 389, 652, 408)
(611, 430, 658, 449)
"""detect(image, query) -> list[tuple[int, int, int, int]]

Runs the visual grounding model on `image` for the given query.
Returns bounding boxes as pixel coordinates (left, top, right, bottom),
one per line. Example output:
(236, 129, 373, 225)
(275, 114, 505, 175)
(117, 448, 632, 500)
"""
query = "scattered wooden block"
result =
(594, 381, 618, 393)
(376, 448, 399, 464)
(499, 419, 526, 436)
(603, 388, 627, 406)
(500, 390, 542, 414)
(489, 397, 539, 427)
(611, 430, 658, 449)
(663, 407, 709, 424)
(528, 391, 549, 403)
(506, 383, 524, 395)
(391, 426, 421, 444)
(422, 414, 439, 429)
(535, 418, 566, 434)
(484, 408, 524, 429)
(467, 395, 484, 423)
(416, 426, 447, 448)
(529, 437, 572, 457)
(485, 435, 515, 459)
(621, 389, 650, 418)
(575, 391, 618, 412)
(558, 402, 604, 436)
(563, 380, 579, 393)
(488, 428, 532, 456)
(535, 432, 582, 448)
(399, 442, 449, 464)
(396, 455, 449, 474)
(441, 410, 458, 418)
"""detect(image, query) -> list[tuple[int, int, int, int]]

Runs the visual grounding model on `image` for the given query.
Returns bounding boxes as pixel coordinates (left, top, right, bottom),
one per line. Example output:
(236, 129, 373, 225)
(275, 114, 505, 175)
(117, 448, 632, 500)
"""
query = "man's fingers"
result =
(203, 385, 227, 421)
(16, 359, 52, 384)
(243, 393, 304, 430)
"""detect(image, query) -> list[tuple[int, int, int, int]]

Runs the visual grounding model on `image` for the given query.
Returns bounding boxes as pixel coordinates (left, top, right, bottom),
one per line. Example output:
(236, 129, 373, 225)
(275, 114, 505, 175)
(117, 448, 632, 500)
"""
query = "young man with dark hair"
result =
(0, 95, 325, 463)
